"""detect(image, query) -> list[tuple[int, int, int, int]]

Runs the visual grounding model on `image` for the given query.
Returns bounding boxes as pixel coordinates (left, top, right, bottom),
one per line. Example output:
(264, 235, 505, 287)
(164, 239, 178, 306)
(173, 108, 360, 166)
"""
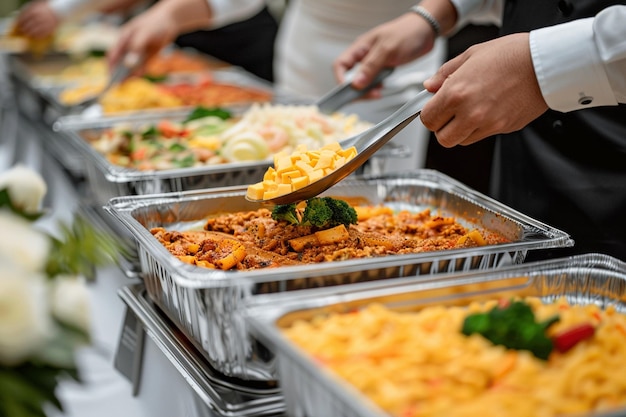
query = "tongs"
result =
(247, 88, 433, 205)
(315, 67, 394, 114)
(72, 52, 142, 110)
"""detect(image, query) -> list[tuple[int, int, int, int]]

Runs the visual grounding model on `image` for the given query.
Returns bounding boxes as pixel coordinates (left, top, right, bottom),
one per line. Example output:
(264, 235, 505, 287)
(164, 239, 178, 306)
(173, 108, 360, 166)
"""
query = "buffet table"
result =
(0, 54, 286, 417)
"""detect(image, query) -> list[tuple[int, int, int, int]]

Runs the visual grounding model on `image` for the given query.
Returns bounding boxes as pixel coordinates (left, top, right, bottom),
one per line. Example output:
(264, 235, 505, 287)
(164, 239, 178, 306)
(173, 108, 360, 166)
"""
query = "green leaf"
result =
(0, 188, 45, 221)
(183, 107, 231, 123)
(45, 215, 122, 280)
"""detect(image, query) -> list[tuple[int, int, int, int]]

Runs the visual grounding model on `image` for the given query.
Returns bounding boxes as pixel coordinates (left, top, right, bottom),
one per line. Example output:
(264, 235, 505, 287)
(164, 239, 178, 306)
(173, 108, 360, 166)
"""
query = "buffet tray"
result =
(116, 284, 285, 417)
(245, 253, 626, 417)
(104, 170, 574, 381)
(53, 108, 272, 207)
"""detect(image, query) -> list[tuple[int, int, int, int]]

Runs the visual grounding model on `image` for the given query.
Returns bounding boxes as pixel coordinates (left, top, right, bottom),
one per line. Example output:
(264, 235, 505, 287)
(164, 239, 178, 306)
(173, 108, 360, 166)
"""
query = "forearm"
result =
(147, 0, 213, 34)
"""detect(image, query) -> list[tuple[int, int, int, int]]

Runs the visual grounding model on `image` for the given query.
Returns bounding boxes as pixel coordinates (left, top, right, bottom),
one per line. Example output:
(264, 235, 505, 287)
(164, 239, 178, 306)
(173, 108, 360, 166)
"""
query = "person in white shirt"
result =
(335, 1, 626, 260)
(14, 0, 277, 81)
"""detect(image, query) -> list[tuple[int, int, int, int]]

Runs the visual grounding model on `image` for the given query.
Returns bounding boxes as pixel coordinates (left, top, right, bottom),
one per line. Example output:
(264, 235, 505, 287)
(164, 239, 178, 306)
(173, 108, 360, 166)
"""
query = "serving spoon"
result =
(246, 88, 434, 205)
(72, 52, 142, 110)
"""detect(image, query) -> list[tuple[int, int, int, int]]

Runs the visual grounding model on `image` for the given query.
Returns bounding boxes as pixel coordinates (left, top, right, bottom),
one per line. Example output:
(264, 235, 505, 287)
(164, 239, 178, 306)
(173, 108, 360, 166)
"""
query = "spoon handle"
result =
(342, 88, 434, 150)
(316, 67, 394, 114)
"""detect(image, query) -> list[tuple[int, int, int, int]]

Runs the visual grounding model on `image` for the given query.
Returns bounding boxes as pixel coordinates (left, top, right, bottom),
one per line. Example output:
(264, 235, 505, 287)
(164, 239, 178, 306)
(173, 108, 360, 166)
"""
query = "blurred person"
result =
(273, 0, 447, 172)
(14, 0, 138, 39)
(335, 1, 626, 260)
(15, 0, 278, 81)
(108, 0, 277, 81)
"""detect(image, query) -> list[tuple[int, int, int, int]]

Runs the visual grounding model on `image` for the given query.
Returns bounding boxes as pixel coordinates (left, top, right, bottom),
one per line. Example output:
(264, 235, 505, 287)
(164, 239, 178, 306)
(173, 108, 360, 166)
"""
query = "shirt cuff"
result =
(530, 18, 618, 112)
(208, 0, 264, 29)
(48, 0, 86, 18)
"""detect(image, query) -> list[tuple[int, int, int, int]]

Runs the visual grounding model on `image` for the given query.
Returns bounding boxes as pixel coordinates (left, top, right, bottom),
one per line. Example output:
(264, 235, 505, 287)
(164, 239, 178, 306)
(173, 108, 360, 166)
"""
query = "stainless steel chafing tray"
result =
(116, 284, 285, 416)
(245, 253, 626, 417)
(104, 170, 574, 381)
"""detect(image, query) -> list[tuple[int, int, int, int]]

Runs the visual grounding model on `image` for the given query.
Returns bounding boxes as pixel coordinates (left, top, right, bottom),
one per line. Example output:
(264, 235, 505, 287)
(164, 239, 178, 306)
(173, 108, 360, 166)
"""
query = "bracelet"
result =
(410, 5, 441, 36)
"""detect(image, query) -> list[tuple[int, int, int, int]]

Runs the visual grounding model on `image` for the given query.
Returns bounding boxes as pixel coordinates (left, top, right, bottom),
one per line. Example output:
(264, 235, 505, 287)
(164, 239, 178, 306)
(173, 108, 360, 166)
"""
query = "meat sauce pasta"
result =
(282, 297, 626, 417)
(150, 204, 509, 271)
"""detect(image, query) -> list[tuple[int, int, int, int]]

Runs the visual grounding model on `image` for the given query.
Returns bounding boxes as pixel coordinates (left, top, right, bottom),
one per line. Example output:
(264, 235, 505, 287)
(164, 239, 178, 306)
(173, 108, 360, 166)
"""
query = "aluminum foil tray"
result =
(104, 170, 574, 381)
(245, 253, 626, 417)
(117, 284, 285, 416)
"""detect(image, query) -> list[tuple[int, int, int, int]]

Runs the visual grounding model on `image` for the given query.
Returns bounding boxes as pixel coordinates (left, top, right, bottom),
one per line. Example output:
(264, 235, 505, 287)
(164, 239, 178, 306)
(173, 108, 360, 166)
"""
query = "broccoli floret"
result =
(324, 197, 358, 227)
(271, 203, 299, 225)
(301, 197, 334, 228)
(301, 197, 358, 229)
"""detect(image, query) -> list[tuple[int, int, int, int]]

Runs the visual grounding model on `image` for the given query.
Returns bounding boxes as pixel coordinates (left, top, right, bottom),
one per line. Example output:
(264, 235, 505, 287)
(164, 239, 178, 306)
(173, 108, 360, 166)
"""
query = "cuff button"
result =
(578, 96, 593, 105)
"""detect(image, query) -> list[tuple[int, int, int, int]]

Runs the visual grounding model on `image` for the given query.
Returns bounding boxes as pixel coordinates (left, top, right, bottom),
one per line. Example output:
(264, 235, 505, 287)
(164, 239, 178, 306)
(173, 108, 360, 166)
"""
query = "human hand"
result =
(107, 7, 178, 72)
(15, 0, 61, 39)
(333, 12, 437, 97)
(420, 33, 548, 147)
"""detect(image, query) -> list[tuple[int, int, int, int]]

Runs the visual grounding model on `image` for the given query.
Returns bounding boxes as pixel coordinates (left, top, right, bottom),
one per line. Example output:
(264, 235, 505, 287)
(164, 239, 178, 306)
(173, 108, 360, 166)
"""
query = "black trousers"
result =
(175, 7, 278, 82)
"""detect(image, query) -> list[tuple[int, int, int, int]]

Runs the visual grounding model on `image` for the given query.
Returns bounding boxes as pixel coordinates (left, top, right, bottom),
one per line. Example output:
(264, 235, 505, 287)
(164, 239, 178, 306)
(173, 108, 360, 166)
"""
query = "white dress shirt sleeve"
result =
(205, 0, 265, 29)
(448, 0, 503, 28)
(530, 5, 626, 112)
(49, 0, 115, 19)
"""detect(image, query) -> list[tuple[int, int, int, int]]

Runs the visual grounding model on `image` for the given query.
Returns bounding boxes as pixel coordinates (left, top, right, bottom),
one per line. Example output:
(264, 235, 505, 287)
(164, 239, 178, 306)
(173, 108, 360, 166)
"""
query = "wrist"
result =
(410, 5, 441, 37)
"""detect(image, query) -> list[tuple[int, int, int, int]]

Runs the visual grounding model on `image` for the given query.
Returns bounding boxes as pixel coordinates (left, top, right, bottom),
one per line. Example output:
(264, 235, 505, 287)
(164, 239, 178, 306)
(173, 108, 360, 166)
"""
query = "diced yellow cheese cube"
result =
(309, 169, 324, 183)
(295, 160, 314, 174)
(315, 150, 334, 170)
(277, 183, 292, 196)
(263, 189, 280, 199)
(291, 176, 309, 189)
(280, 169, 301, 182)
(263, 167, 276, 181)
(246, 182, 265, 200)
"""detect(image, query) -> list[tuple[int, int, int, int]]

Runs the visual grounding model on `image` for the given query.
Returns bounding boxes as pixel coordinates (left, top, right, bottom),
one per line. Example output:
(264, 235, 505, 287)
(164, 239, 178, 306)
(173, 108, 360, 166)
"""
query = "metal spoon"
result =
(72, 52, 142, 109)
(315, 67, 394, 114)
(247, 88, 434, 205)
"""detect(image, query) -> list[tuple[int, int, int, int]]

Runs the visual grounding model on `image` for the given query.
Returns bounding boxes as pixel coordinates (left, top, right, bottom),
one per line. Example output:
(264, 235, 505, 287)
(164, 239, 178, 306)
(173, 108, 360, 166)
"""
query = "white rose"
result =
(0, 267, 52, 366)
(0, 164, 47, 214)
(0, 212, 50, 273)
(51, 275, 91, 333)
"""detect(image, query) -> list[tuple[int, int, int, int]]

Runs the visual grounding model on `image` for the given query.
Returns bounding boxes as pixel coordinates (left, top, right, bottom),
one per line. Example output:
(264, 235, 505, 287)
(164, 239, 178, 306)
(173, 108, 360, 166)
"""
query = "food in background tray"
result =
(49, 50, 224, 86)
(59, 73, 271, 112)
(88, 104, 372, 170)
(150, 198, 508, 271)
(282, 297, 626, 417)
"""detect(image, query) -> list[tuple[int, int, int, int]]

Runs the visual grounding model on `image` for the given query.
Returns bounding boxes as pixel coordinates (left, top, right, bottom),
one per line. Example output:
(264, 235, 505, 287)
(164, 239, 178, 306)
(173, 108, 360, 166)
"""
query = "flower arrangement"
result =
(0, 165, 119, 417)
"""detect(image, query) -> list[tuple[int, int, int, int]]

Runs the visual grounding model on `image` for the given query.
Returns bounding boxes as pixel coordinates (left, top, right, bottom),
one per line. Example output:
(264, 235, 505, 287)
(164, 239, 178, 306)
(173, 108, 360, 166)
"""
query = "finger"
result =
(433, 118, 478, 148)
(333, 43, 369, 83)
(423, 52, 467, 92)
(419, 87, 459, 133)
(351, 41, 393, 89)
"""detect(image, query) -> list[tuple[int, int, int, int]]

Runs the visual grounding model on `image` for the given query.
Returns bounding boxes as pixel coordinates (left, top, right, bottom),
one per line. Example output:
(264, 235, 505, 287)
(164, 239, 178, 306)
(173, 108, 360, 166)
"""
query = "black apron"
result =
(174, 7, 278, 82)
(492, 0, 626, 260)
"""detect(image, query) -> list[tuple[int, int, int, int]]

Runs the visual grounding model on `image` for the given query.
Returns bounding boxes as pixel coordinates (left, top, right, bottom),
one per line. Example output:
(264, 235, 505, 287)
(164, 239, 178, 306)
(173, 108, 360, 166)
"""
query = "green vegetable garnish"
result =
(271, 203, 299, 225)
(142, 74, 168, 83)
(271, 197, 358, 229)
(169, 143, 187, 152)
(141, 126, 159, 139)
(171, 154, 196, 168)
(462, 300, 560, 360)
(183, 106, 232, 123)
